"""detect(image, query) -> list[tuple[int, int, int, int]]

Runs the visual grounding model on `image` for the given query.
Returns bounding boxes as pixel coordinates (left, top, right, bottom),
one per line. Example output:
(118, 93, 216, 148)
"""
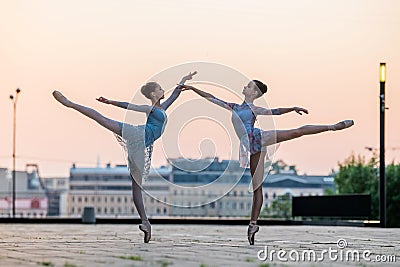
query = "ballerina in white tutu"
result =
(178, 80, 354, 245)
(53, 71, 197, 243)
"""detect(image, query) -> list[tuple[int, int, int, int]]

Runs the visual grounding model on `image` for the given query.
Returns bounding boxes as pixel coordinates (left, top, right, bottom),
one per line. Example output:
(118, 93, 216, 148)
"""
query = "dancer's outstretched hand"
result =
(96, 96, 111, 104)
(179, 71, 198, 84)
(294, 107, 308, 115)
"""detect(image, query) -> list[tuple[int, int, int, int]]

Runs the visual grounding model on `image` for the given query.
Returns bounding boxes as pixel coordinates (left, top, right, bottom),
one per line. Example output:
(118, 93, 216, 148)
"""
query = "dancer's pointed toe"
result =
(52, 90, 72, 107)
(247, 224, 259, 245)
(331, 119, 354, 131)
(139, 223, 151, 243)
(342, 119, 354, 128)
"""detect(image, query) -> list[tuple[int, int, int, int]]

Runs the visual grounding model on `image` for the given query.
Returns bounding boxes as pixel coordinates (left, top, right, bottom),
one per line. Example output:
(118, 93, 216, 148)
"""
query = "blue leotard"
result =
(144, 107, 167, 147)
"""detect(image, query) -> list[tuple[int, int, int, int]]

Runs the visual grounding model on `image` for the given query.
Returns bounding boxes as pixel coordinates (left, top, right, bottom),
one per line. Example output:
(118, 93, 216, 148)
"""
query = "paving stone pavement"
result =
(0, 224, 399, 267)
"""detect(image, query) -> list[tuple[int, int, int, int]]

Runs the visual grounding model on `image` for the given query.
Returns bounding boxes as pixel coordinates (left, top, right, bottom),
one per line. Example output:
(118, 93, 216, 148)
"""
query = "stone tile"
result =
(0, 224, 398, 266)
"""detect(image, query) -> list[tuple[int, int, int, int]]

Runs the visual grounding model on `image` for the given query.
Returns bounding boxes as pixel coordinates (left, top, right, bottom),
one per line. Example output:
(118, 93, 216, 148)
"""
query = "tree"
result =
(262, 193, 292, 219)
(386, 163, 400, 227)
(334, 153, 400, 227)
(270, 160, 298, 175)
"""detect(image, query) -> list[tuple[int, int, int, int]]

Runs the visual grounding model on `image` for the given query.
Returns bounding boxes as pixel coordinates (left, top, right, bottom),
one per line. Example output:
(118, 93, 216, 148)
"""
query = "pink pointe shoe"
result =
(331, 120, 354, 131)
(247, 224, 259, 245)
(139, 222, 151, 243)
(52, 90, 72, 107)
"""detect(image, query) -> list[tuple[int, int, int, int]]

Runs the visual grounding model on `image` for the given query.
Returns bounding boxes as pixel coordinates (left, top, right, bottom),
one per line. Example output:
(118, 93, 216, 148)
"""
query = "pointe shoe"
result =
(247, 224, 259, 245)
(52, 90, 72, 107)
(139, 222, 151, 243)
(331, 120, 354, 131)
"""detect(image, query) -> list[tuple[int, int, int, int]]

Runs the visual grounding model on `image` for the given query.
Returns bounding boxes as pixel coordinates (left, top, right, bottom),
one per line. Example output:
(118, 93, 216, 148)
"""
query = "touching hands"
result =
(294, 107, 308, 115)
(176, 84, 196, 91)
(96, 96, 111, 104)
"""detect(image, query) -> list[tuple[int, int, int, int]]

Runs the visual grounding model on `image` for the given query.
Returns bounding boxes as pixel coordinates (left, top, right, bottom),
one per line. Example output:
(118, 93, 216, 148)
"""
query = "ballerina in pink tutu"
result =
(178, 80, 354, 245)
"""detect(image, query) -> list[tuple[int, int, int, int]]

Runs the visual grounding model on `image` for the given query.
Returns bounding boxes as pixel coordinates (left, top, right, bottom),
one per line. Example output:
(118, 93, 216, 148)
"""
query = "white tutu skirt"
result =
(115, 124, 153, 183)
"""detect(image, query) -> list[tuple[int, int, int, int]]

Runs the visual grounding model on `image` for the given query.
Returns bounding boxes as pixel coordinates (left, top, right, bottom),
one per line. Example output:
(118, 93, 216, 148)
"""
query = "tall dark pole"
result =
(379, 63, 386, 228)
(10, 88, 21, 218)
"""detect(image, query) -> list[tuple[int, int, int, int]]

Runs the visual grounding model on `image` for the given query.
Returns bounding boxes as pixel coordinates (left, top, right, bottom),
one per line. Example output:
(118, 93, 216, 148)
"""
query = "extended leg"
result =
(262, 120, 354, 146)
(53, 91, 122, 136)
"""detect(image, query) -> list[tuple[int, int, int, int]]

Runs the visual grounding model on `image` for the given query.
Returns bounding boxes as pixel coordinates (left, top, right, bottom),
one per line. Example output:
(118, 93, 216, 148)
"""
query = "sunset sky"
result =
(1, 0, 399, 177)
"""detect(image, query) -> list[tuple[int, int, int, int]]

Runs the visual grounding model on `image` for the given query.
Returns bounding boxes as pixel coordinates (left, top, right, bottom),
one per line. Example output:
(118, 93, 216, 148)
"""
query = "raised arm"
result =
(161, 71, 198, 110)
(96, 97, 151, 113)
(254, 106, 308, 116)
(178, 84, 236, 110)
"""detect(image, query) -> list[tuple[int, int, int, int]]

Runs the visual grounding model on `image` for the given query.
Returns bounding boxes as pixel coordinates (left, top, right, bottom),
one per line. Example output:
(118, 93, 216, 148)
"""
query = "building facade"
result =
(67, 159, 334, 218)
(0, 168, 48, 217)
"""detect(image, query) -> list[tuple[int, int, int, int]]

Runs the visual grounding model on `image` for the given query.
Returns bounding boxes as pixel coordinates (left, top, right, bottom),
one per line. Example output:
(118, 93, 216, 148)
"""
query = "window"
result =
(233, 202, 237, 209)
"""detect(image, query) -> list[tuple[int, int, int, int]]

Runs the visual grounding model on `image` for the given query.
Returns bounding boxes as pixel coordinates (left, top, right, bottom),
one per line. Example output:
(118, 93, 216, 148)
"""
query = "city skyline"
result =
(1, 1, 399, 177)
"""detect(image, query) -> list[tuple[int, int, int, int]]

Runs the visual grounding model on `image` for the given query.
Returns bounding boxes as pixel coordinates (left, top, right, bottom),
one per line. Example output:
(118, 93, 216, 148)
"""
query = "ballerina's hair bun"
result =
(141, 82, 160, 99)
(252, 80, 268, 97)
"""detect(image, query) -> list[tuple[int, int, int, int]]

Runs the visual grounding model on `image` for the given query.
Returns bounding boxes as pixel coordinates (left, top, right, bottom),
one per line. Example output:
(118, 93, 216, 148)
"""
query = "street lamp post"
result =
(10, 88, 21, 218)
(379, 63, 386, 228)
